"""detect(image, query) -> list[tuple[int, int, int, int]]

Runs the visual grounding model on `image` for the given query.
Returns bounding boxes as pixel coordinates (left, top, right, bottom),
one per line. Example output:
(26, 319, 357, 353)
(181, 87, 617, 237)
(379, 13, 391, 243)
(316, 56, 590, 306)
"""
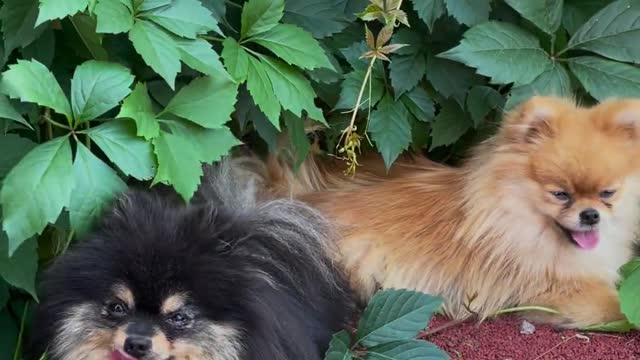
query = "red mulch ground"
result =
(422, 315, 640, 360)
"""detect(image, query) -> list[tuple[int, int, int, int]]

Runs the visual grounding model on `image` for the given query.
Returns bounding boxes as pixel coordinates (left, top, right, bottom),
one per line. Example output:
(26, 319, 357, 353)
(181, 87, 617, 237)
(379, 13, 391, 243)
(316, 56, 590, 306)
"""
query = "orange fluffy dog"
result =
(258, 96, 640, 328)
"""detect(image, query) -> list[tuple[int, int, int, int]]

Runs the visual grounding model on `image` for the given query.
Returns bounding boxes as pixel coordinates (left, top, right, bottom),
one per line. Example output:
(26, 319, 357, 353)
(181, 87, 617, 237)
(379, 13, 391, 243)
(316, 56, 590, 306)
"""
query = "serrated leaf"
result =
(250, 24, 332, 70)
(466, 86, 503, 127)
(426, 56, 483, 107)
(439, 21, 552, 86)
(390, 53, 426, 99)
(562, 0, 610, 35)
(153, 130, 203, 201)
(568, 56, 640, 101)
(22, 25, 55, 68)
(167, 121, 240, 164)
(356, 289, 443, 347)
(94, 0, 134, 34)
(0, 95, 32, 129)
(69, 13, 109, 61)
(0, 0, 47, 54)
(129, 20, 181, 89)
(260, 57, 326, 124)
(283, 111, 309, 169)
(324, 330, 354, 360)
(246, 56, 281, 128)
(619, 265, 640, 327)
(368, 95, 412, 170)
(411, 0, 445, 32)
(283, 0, 349, 38)
(241, 0, 284, 39)
(0, 59, 71, 119)
(367, 340, 449, 360)
(505, 0, 563, 35)
(341, 41, 384, 75)
(400, 87, 435, 123)
(334, 70, 384, 111)
(620, 258, 640, 280)
(201, 0, 225, 21)
(70, 143, 127, 236)
(163, 76, 238, 128)
(253, 106, 280, 151)
(430, 100, 472, 150)
(0, 134, 37, 180)
(141, 0, 221, 38)
(137, 0, 171, 12)
(0, 236, 38, 299)
(117, 82, 160, 139)
(175, 38, 232, 80)
(222, 38, 250, 82)
(444, 0, 490, 26)
(36, 0, 89, 26)
(87, 120, 156, 180)
(505, 62, 571, 110)
(566, 0, 640, 63)
(1, 137, 73, 254)
(71, 60, 135, 123)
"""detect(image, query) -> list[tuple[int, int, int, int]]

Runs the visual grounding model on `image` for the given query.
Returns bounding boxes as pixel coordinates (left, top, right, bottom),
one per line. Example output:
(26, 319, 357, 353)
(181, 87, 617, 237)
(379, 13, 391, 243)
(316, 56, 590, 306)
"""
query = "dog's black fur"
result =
(30, 163, 354, 360)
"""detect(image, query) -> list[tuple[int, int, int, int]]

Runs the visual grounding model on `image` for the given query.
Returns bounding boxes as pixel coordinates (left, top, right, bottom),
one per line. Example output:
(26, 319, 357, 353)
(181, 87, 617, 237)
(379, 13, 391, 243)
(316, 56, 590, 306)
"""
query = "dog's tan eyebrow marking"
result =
(113, 284, 135, 308)
(161, 293, 187, 314)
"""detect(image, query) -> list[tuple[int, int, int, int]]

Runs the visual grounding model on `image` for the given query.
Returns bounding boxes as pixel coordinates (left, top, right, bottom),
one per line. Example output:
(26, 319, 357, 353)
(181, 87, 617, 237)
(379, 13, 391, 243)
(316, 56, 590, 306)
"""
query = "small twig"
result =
(43, 111, 71, 130)
(341, 55, 377, 144)
(200, 35, 225, 42)
(223, 0, 241, 9)
(494, 306, 559, 316)
(532, 334, 590, 360)
(12, 302, 30, 360)
(420, 317, 470, 337)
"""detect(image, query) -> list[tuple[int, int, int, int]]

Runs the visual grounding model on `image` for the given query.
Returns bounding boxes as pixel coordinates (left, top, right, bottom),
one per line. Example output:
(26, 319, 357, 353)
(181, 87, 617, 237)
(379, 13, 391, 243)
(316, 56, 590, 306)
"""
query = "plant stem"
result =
(494, 305, 559, 316)
(343, 56, 377, 140)
(550, 34, 556, 56)
(12, 302, 29, 360)
(84, 122, 91, 150)
(555, 47, 569, 57)
(200, 35, 225, 42)
(44, 112, 71, 130)
(224, 0, 241, 9)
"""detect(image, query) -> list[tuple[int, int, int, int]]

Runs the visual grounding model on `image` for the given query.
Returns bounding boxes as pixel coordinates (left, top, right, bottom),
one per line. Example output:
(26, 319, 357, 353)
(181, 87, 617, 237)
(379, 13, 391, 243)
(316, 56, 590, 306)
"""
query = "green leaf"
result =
(390, 53, 427, 99)
(620, 258, 640, 280)
(401, 87, 435, 123)
(260, 57, 326, 124)
(324, 330, 354, 360)
(94, 0, 134, 34)
(141, 0, 221, 39)
(505, 62, 572, 110)
(430, 100, 472, 150)
(167, 121, 240, 164)
(241, 0, 284, 39)
(70, 143, 127, 236)
(69, 13, 109, 61)
(334, 70, 384, 111)
(562, 0, 610, 35)
(504, 0, 563, 34)
(411, 0, 445, 32)
(0, 236, 38, 299)
(426, 56, 483, 106)
(87, 120, 156, 180)
(0, 95, 32, 129)
(582, 319, 634, 333)
(1, 137, 73, 254)
(283, 0, 349, 38)
(129, 20, 181, 89)
(444, 0, 490, 26)
(117, 82, 160, 139)
(0, 59, 71, 119)
(153, 130, 203, 201)
(36, 0, 89, 25)
(466, 86, 503, 127)
(439, 21, 552, 86)
(0, 0, 47, 54)
(22, 26, 55, 68)
(356, 289, 443, 347)
(619, 266, 640, 327)
(163, 76, 238, 128)
(368, 95, 412, 170)
(250, 24, 332, 70)
(71, 60, 135, 123)
(568, 56, 640, 102)
(246, 56, 281, 128)
(367, 340, 450, 360)
(283, 111, 310, 169)
(0, 134, 37, 180)
(565, 0, 640, 63)
(201, 0, 225, 21)
(175, 38, 232, 80)
(137, 0, 171, 12)
(0, 309, 18, 359)
(0, 281, 8, 309)
(221, 38, 250, 82)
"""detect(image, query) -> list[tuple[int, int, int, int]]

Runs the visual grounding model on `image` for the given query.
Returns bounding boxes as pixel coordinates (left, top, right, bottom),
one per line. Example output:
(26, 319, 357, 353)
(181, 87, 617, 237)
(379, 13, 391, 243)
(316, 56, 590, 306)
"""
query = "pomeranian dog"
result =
(262, 96, 640, 328)
(30, 162, 354, 360)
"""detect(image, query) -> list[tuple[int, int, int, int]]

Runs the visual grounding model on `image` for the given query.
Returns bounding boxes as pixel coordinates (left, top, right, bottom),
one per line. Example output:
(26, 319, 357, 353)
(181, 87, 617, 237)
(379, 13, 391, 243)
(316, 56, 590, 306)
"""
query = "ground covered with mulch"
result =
(422, 314, 640, 360)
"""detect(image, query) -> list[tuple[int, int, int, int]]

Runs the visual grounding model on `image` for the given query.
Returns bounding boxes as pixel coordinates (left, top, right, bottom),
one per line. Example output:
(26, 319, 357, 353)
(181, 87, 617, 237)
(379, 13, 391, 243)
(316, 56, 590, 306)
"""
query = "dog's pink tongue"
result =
(111, 351, 136, 360)
(571, 230, 599, 250)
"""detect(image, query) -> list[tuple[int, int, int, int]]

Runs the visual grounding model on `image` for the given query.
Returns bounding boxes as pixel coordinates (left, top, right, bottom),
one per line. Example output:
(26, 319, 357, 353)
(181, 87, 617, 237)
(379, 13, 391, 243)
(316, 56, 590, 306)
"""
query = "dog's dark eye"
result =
(106, 302, 128, 318)
(599, 190, 616, 199)
(167, 312, 191, 328)
(551, 191, 571, 202)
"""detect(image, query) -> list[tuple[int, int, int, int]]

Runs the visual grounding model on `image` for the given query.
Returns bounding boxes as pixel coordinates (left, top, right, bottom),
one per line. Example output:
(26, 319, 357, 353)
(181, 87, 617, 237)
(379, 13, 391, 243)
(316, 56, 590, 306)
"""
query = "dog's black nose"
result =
(579, 208, 600, 225)
(124, 335, 152, 358)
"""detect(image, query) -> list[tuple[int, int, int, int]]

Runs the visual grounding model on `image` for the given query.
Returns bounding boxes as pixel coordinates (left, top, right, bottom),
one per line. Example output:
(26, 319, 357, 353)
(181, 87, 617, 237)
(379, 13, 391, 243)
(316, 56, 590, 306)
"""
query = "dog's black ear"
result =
(184, 204, 246, 255)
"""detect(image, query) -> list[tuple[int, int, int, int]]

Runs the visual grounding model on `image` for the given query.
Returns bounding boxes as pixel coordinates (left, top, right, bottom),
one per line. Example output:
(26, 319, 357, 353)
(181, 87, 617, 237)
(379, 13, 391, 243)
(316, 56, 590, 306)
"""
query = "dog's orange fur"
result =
(264, 96, 640, 328)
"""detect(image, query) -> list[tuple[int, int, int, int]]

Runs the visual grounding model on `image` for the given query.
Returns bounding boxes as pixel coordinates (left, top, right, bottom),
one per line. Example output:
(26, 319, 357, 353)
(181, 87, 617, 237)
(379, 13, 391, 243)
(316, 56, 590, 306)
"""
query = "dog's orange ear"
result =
(594, 99, 640, 141)
(503, 96, 572, 144)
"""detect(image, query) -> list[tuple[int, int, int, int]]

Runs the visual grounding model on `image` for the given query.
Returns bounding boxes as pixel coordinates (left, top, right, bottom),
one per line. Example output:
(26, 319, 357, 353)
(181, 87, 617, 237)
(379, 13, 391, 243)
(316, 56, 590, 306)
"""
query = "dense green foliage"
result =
(1, 0, 640, 358)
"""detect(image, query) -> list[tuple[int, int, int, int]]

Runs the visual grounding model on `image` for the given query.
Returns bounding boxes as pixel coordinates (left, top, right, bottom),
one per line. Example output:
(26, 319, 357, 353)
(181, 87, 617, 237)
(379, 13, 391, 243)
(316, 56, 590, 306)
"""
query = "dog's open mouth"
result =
(557, 224, 600, 250)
